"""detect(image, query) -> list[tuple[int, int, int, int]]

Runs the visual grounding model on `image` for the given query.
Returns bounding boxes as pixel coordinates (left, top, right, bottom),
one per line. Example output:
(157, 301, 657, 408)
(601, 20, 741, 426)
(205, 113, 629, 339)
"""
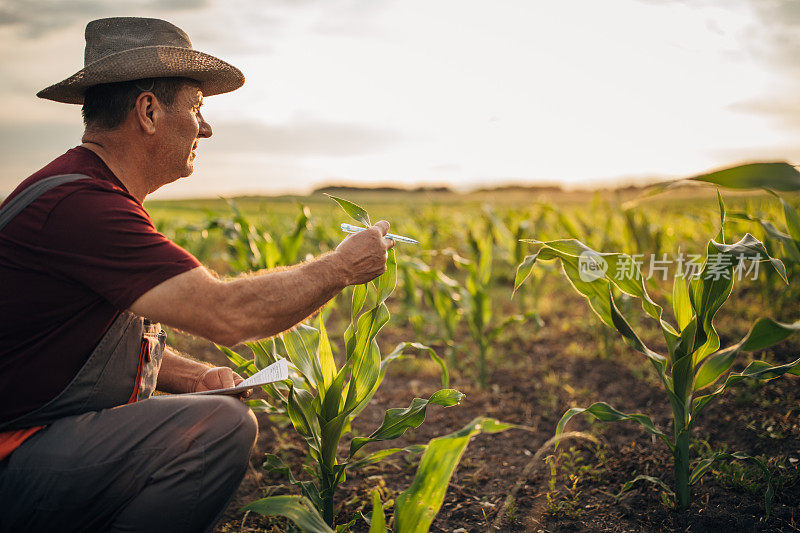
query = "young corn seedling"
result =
(515, 193, 800, 512)
(222, 195, 458, 528)
(461, 226, 534, 389)
(420, 268, 463, 370)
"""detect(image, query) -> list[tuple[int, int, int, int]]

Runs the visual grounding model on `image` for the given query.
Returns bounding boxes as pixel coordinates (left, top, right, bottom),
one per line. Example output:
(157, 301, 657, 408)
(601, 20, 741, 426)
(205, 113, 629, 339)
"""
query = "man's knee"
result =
(200, 396, 258, 460)
(221, 396, 258, 456)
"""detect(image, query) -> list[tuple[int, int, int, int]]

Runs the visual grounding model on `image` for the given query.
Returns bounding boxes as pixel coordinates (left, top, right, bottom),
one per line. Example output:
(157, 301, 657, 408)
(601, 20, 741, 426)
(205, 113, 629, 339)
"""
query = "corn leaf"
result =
(217, 344, 256, 375)
(712, 233, 787, 284)
(693, 357, 800, 413)
(672, 276, 693, 331)
(616, 474, 675, 501)
(513, 253, 538, 294)
(283, 324, 324, 389)
(348, 389, 464, 457)
(394, 417, 515, 533)
(688, 162, 800, 191)
(243, 495, 333, 533)
(391, 342, 449, 387)
(344, 307, 389, 411)
(374, 248, 397, 305)
(317, 317, 337, 399)
(280, 204, 310, 264)
(252, 339, 278, 370)
(287, 385, 322, 459)
(556, 402, 673, 451)
(320, 361, 349, 423)
(777, 195, 800, 242)
(263, 453, 298, 483)
(368, 490, 387, 533)
(348, 445, 427, 470)
(695, 317, 800, 390)
(348, 342, 449, 421)
(326, 194, 371, 227)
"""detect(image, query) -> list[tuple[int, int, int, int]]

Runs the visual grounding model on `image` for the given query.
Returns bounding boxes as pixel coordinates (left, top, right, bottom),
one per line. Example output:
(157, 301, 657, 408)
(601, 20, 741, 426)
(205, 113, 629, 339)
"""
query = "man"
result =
(0, 17, 393, 532)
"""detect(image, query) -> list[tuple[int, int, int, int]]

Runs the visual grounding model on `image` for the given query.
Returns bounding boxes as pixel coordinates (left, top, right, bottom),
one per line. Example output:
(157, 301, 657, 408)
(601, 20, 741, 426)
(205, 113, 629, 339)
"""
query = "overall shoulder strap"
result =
(0, 174, 90, 232)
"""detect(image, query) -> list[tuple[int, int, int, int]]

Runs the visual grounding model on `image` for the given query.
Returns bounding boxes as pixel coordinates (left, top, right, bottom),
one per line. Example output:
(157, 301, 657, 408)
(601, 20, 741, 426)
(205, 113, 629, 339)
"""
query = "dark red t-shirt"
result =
(0, 146, 201, 422)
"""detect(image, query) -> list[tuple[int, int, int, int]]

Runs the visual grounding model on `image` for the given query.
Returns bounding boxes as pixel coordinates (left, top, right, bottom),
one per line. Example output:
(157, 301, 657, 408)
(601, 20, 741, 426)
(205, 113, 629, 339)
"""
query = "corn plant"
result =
(396, 256, 429, 337)
(220, 196, 460, 528)
(457, 228, 495, 389)
(420, 268, 463, 370)
(460, 227, 534, 388)
(515, 193, 800, 511)
(204, 199, 310, 273)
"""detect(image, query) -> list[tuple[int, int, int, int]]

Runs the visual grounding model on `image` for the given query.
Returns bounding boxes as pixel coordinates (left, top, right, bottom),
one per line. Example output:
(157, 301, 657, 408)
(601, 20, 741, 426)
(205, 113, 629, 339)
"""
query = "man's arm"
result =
(130, 221, 394, 346)
(157, 346, 247, 394)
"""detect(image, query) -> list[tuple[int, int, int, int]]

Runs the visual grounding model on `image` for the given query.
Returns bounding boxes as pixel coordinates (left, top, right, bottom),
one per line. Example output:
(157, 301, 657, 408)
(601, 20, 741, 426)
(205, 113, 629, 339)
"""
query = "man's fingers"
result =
(373, 220, 390, 236)
(373, 221, 394, 249)
(216, 367, 237, 389)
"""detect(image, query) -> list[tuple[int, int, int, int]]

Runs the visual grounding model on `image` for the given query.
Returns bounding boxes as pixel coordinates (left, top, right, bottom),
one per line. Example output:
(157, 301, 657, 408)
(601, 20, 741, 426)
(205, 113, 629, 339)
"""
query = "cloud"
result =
(206, 118, 404, 157)
(0, 116, 405, 195)
(0, 0, 210, 39)
(728, 97, 800, 131)
(747, 1, 800, 73)
(0, 121, 84, 193)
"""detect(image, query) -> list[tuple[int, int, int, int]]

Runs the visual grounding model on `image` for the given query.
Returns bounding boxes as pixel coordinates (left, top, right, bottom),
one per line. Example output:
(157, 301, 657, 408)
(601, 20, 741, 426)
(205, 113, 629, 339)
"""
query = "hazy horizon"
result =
(1, 0, 798, 199)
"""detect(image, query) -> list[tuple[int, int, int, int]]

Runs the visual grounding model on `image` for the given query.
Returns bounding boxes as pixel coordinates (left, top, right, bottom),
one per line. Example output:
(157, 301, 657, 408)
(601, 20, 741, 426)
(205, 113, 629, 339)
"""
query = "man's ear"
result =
(133, 92, 162, 135)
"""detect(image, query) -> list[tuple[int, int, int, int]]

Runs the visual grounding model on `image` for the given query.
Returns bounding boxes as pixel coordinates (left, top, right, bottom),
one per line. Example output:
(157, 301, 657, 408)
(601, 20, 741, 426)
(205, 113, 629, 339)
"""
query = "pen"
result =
(340, 223, 419, 244)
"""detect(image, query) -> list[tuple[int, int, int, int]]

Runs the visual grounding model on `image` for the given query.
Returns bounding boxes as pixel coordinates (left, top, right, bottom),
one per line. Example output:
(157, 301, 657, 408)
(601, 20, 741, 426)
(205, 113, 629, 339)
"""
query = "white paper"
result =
(190, 358, 289, 396)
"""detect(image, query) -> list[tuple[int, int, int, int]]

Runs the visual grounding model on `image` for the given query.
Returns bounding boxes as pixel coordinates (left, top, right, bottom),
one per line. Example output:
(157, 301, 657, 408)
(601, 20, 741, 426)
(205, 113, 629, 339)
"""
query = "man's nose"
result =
(198, 113, 212, 138)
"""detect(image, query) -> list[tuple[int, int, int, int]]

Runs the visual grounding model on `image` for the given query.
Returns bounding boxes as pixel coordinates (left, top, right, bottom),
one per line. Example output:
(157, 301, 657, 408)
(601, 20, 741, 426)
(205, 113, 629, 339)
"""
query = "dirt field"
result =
(162, 285, 800, 533)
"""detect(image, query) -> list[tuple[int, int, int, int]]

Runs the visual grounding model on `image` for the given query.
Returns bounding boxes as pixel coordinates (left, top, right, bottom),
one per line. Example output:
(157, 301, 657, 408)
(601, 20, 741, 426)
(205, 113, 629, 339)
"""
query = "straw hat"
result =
(37, 17, 244, 104)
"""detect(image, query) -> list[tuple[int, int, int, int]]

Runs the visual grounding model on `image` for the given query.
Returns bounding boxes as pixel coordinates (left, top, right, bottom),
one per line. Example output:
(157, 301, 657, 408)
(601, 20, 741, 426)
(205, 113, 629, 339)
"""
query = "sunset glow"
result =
(1, 0, 798, 198)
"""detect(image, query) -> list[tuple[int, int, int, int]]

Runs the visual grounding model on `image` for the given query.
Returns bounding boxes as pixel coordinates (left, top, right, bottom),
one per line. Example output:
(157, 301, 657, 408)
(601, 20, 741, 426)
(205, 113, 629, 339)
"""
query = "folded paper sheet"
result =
(190, 358, 288, 396)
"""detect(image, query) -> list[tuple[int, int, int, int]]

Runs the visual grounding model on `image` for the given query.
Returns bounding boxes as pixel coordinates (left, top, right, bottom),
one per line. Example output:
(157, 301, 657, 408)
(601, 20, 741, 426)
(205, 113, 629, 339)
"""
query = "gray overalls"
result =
(0, 175, 258, 532)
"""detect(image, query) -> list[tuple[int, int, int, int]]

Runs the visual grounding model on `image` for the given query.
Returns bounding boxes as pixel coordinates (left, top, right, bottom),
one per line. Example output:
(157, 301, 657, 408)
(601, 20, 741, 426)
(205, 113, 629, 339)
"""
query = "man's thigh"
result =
(0, 394, 257, 533)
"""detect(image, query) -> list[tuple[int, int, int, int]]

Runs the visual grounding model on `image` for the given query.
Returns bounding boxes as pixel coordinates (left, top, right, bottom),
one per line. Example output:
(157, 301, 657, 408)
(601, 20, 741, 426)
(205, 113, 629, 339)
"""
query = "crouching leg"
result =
(0, 395, 258, 533)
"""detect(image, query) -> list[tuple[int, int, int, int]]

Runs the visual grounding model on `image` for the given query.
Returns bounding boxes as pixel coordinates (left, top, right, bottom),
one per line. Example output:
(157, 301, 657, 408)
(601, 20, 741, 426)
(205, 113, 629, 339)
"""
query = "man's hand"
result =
(194, 366, 252, 398)
(333, 220, 395, 286)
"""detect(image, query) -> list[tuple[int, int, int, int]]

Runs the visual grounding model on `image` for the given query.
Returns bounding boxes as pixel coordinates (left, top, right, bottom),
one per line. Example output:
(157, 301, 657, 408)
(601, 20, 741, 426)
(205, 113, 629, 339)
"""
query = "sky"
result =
(0, 0, 798, 199)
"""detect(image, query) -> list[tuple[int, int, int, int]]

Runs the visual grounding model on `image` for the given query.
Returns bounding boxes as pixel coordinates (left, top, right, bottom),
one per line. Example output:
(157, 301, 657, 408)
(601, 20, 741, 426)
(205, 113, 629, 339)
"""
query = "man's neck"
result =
(80, 137, 151, 203)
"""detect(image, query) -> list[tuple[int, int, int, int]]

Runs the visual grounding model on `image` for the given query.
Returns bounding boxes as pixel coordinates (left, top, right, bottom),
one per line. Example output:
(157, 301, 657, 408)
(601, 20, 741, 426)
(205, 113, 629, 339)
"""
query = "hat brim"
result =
(37, 46, 245, 104)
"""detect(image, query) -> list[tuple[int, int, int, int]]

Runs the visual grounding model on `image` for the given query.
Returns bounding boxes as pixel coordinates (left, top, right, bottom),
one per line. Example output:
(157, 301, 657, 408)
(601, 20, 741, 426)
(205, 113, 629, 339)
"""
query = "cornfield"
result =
(148, 163, 800, 532)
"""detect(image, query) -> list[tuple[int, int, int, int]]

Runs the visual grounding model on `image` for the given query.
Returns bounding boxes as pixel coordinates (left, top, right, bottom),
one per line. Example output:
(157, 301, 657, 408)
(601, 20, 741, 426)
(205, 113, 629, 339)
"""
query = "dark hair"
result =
(81, 77, 197, 130)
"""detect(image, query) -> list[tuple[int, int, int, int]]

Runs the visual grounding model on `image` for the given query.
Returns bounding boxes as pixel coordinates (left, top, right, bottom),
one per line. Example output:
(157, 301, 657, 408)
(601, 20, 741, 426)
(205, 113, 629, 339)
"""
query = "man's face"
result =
(158, 83, 212, 182)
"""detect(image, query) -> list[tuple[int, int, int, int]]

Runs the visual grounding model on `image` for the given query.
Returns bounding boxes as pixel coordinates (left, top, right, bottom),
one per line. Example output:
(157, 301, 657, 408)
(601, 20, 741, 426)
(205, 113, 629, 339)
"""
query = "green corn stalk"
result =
(224, 196, 459, 528)
(515, 193, 800, 512)
(420, 269, 463, 370)
(397, 256, 429, 337)
(462, 228, 494, 389)
(459, 226, 533, 389)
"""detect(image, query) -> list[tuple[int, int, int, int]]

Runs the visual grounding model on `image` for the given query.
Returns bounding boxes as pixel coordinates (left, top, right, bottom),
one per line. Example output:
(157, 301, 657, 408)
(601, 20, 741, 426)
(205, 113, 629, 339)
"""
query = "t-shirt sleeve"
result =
(40, 185, 201, 310)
